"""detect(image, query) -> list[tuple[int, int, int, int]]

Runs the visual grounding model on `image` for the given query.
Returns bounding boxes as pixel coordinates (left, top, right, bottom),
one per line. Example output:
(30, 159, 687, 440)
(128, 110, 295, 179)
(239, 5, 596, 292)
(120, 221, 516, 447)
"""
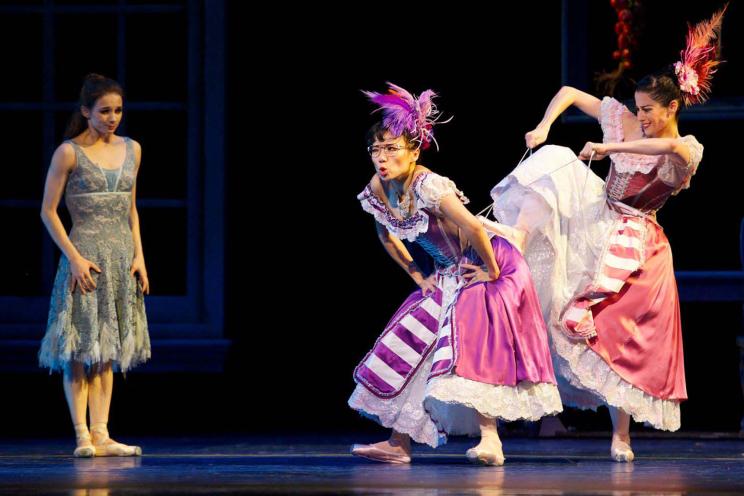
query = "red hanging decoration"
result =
(596, 0, 643, 95)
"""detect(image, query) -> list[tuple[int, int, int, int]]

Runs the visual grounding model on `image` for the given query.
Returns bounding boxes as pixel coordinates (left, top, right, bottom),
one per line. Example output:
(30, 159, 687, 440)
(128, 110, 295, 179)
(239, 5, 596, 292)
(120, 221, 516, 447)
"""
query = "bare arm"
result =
(438, 195, 499, 279)
(526, 86, 602, 148)
(40, 143, 101, 294)
(40, 144, 83, 262)
(129, 141, 144, 258)
(374, 221, 432, 290)
(128, 140, 149, 294)
(579, 138, 691, 165)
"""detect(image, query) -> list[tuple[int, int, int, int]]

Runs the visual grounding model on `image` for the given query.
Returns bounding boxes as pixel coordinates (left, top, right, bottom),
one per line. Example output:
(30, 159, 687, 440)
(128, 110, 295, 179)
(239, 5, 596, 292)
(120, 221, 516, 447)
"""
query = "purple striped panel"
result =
(373, 342, 414, 378)
(434, 335, 450, 350)
(354, 363, 395, 396)
(429, 357, 453, 375)
(392, 324, 429, 355)
(409, 306, 439, 336)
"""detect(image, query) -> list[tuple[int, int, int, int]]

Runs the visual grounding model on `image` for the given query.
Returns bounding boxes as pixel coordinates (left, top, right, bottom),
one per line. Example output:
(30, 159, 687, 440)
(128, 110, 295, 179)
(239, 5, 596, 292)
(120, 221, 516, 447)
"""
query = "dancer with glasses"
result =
(348, 83, 562, 466)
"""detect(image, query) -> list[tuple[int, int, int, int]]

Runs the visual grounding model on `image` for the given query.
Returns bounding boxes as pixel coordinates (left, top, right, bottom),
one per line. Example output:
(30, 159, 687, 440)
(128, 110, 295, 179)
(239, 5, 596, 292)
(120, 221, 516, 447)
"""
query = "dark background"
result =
(228, 0, 744, 436)
(1, 0, 743, 440)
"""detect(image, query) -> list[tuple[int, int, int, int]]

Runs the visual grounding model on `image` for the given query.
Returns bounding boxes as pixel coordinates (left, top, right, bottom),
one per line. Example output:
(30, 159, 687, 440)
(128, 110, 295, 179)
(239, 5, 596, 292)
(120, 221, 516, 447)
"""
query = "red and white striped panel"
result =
(560, 215, 645, 339)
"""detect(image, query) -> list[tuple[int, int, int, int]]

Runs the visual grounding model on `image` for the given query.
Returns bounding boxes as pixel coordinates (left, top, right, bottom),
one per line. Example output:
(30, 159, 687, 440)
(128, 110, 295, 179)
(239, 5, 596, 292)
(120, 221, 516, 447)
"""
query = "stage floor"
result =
(2, 435, 744, 494)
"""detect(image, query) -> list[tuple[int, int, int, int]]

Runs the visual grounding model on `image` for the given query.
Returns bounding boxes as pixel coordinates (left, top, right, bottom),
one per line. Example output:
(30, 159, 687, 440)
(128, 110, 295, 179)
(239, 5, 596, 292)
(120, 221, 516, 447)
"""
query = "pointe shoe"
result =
(351, 443, 411, 464)
(465, 446, 505, 466)
(91, 424, 142, 457)
(73, 424, 95, 458)
(94, 438, 142, 457)
(73, 445, 95, 458)
(73, 436, 96, 458)
(610, 438, 634, 462)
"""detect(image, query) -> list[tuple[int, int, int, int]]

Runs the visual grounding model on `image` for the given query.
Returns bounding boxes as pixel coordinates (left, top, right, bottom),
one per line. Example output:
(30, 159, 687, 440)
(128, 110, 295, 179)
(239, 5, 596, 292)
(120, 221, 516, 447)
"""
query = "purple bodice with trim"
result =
(357, 172, 470, 270)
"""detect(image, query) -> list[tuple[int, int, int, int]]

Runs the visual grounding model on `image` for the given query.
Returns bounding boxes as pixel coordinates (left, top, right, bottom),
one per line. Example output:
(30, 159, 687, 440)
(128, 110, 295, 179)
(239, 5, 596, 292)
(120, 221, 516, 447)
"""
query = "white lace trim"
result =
(550, 325, 681, 431)
(685, 135, 704, 169)
(356, 173, 469, 242)
(600, 97, 661, 175)
(600, 97, 626, 144)
(357, 187, 429, 242)
(658, 135, 703, 193)
(348, 356, 443, 448)
(414, 172, 469, 212)
(609, 154, 661, 175)
(599, 97, 704, 182)
(423, 376, 563, 436)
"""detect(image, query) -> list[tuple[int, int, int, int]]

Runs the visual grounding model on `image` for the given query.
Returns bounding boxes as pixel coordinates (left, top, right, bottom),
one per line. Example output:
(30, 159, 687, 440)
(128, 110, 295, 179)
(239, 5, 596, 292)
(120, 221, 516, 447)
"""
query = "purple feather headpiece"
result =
(362, 82, 451, 151)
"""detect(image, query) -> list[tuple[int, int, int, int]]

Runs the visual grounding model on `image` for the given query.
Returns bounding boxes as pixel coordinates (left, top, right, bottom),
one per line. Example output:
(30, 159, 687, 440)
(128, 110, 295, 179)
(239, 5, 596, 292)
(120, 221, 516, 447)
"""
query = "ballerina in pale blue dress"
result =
(39, 74, 150, 457)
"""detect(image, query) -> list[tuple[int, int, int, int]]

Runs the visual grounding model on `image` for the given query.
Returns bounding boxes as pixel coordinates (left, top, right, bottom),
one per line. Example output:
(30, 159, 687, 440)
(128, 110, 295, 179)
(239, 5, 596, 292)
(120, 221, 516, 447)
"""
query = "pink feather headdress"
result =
(362, 82, 451, 150)
(674, 4, 727, 106)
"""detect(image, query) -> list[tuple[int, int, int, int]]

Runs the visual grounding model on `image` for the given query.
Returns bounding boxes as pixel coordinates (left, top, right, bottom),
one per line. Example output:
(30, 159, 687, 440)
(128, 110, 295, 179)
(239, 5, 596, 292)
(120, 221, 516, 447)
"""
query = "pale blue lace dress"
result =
(39, 137, 151, 372)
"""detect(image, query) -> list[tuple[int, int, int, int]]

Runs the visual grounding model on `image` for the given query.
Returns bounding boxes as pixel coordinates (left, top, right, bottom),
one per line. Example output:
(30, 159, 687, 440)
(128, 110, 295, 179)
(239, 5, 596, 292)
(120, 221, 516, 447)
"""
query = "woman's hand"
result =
(578, 141, 609, 161)
(461, 263, 499, 287)
(525, 125, 550, 149)
(130, 255, 150, 295)
(69, 256, 102, 295)
(416, 273, 438, 296)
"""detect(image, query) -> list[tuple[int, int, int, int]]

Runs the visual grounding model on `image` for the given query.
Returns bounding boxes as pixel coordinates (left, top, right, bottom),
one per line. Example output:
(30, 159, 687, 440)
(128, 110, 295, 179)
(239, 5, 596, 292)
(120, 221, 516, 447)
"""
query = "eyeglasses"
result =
(367, 144, 407, 158)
